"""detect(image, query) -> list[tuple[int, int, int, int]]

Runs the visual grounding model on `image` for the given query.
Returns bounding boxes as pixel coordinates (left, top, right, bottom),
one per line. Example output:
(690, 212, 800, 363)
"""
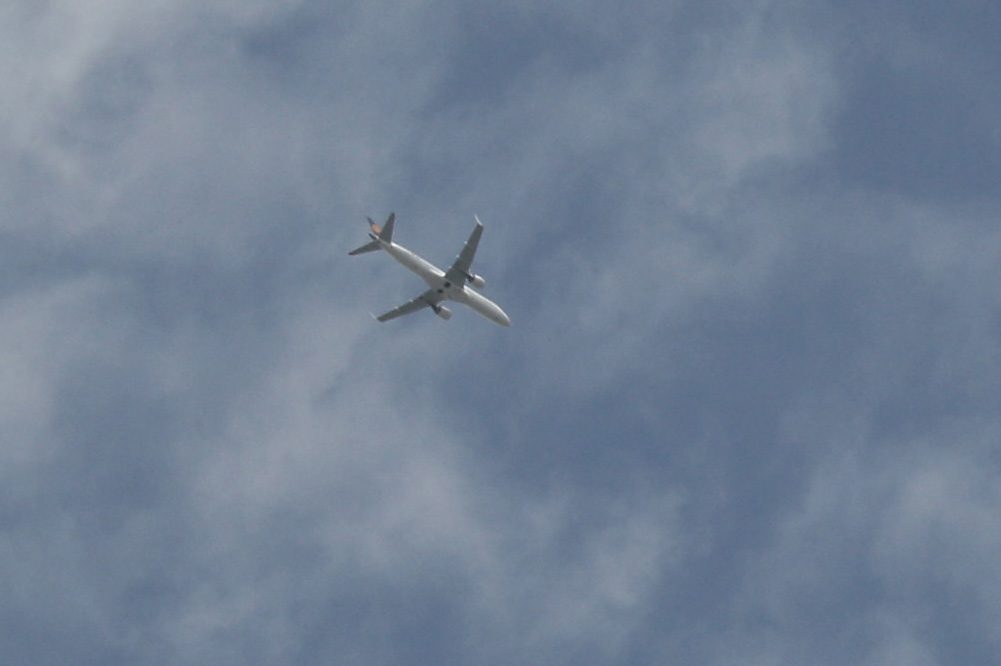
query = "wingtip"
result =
(474, 214, 483, 227)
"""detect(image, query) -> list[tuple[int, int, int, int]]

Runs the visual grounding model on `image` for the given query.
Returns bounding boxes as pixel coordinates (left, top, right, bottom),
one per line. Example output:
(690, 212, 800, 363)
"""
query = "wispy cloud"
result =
(3, 1, 1001, 664)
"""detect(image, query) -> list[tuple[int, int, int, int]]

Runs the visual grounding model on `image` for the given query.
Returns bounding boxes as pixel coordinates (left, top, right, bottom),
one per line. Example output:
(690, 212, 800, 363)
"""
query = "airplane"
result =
(349, 213, 511, 327)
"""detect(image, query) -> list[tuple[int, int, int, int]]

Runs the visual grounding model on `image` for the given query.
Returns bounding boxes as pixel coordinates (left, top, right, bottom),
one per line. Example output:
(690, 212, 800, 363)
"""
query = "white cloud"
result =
(0, 277, 129, 466)
(4, 1, 1001, 664)
(169, 296, 685, 660)
(715, 418, 1001, 664)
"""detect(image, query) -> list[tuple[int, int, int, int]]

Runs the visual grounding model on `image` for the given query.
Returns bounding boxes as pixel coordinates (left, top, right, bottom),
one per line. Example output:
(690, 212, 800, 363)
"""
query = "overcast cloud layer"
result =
(3, 2, 1001, 664)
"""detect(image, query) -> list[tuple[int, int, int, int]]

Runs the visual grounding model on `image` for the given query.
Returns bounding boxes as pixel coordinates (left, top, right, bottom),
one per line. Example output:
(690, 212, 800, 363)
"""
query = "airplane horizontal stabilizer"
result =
(348, 239, 381, 255)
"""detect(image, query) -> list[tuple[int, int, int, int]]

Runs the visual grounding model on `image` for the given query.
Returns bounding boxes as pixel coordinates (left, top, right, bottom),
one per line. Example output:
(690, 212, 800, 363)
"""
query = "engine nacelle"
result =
(434, 305, 452, 320)
(468, 274, 486, 289)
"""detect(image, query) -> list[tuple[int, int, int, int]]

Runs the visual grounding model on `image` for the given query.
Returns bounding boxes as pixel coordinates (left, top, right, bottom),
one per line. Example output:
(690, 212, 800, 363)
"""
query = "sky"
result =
(2, 1, 1001, 664)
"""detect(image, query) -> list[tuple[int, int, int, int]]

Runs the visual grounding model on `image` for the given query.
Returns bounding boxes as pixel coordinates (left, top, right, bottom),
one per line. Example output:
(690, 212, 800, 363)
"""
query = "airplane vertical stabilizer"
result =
(351, 212, 396, 255)
(368, 212, 395, 243)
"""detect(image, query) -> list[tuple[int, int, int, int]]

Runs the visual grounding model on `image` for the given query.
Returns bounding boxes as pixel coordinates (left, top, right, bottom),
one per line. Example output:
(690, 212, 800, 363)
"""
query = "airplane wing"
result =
(375, 289, 441, 322)
(445, 216, 484, 284)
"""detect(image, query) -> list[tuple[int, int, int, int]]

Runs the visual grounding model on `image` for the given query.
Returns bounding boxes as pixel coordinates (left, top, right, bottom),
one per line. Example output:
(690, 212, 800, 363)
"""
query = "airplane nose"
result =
(499, 312, 511, 327)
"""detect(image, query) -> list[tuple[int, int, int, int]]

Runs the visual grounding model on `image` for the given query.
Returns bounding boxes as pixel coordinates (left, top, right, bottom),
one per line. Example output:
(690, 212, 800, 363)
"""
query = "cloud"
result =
(716, 422, 1001, 664)
(3, 1, 1001, 664)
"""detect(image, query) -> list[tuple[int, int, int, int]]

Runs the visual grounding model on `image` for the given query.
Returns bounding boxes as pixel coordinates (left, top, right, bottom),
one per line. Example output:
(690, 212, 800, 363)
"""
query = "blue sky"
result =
(3, 1, 1001, 664)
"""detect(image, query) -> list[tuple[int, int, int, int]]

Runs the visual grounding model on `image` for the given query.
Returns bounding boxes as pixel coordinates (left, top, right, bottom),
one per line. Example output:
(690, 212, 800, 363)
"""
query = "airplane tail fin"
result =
(368, 212, 395, 243)
(349, 212, 395, 255)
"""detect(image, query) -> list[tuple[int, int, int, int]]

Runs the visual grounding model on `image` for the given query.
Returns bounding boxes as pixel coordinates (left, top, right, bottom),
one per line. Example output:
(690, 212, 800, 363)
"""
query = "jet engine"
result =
(468, 274, 486, 289)
(434, 305, 453, 320)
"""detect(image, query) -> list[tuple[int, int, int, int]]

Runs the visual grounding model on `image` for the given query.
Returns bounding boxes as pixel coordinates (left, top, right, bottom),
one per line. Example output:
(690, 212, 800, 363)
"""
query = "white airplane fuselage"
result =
(383, 240, 511, 326)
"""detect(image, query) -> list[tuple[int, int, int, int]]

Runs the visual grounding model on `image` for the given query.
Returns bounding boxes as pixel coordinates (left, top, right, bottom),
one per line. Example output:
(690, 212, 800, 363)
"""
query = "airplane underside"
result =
(349, 213, 510, 327)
